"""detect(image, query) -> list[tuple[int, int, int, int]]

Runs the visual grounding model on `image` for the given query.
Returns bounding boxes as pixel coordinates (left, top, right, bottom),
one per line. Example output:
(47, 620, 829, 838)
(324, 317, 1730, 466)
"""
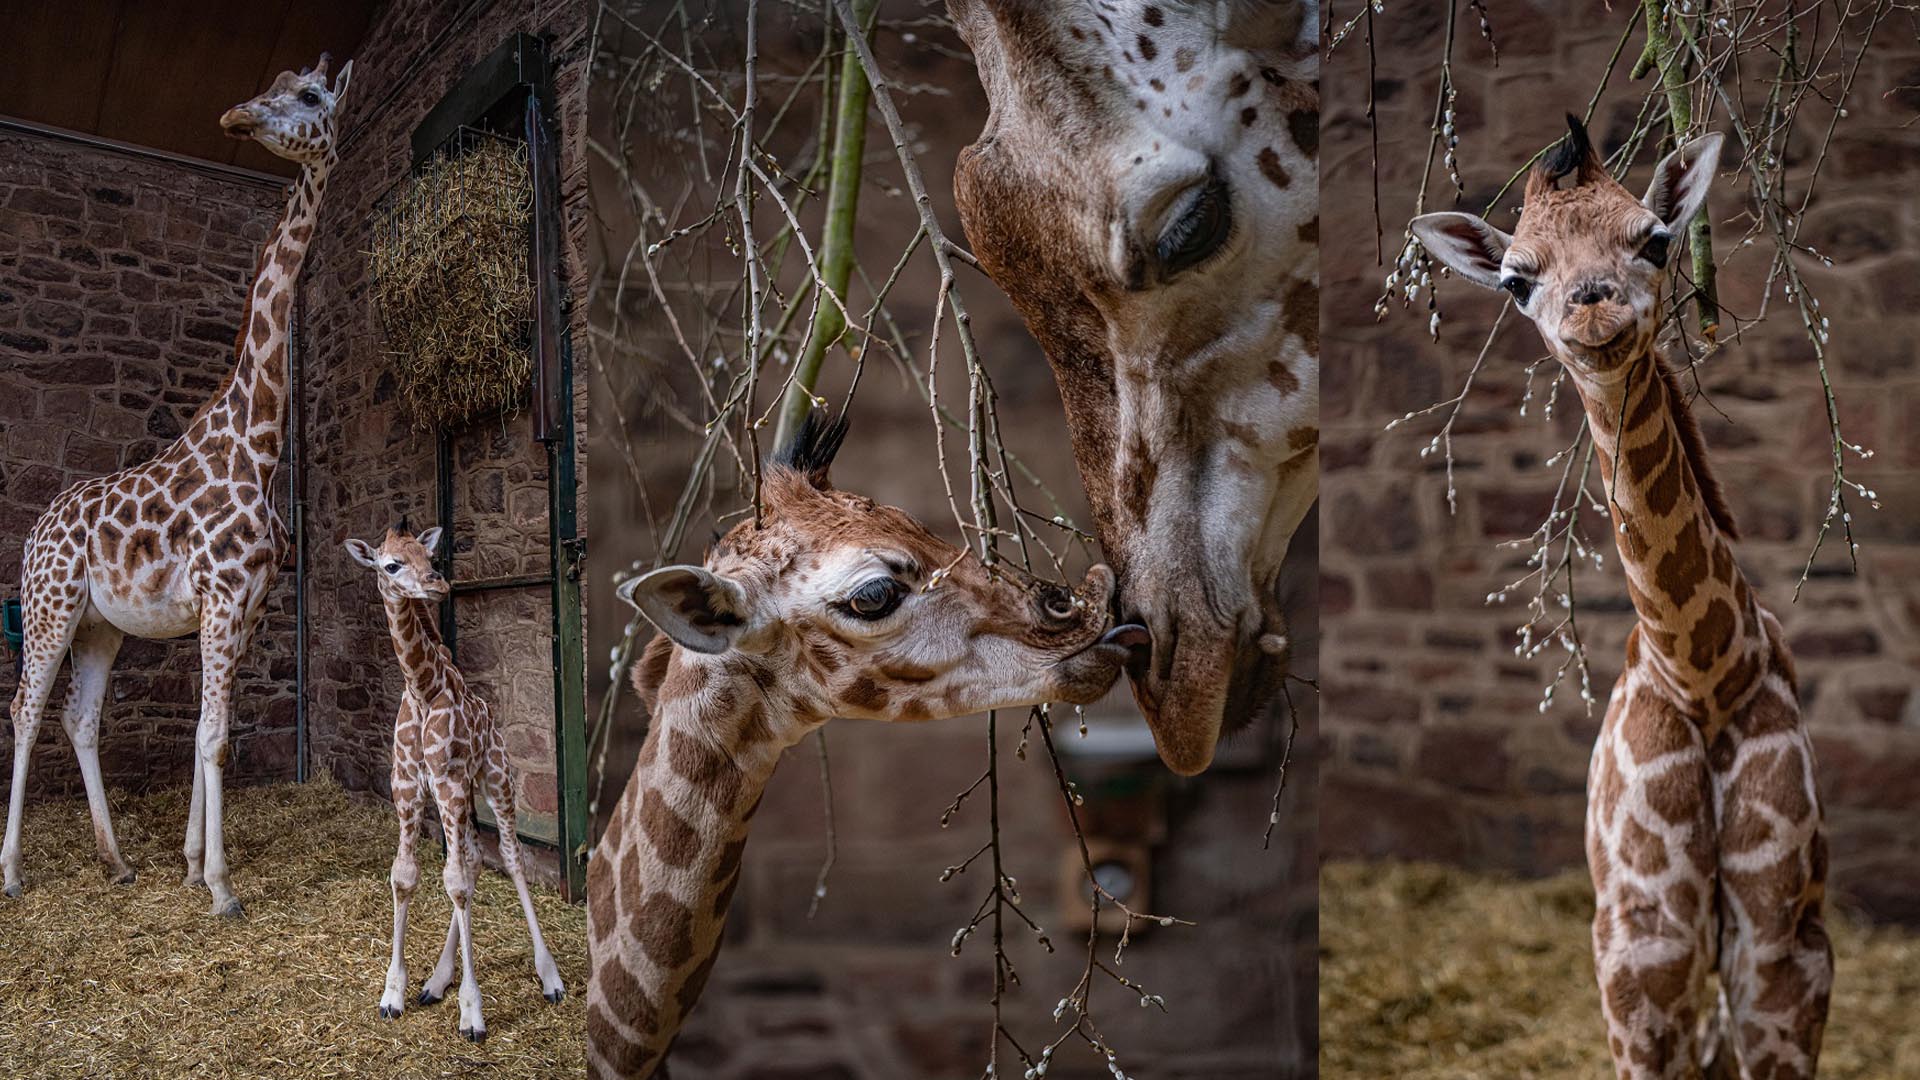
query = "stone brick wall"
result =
(0, 130, 297, 796)
(297, 0, 589, 859)
(1322, 4, 1920, 923)
(586, 9, 1316, 1076)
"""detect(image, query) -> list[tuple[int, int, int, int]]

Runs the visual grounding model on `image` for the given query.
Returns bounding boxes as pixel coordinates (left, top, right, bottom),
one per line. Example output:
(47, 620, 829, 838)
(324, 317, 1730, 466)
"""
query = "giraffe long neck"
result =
(187, 153, 334, 472)
(1574, 350, 1771, 718)
(379, 590, 448, 700)
(587, 649, 814, 1079)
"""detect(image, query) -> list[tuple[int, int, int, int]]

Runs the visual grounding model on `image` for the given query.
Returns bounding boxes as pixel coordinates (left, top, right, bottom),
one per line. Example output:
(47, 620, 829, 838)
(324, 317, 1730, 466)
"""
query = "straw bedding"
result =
(0, 776, 584, 1079)
(1322, 860, 1920, 1078)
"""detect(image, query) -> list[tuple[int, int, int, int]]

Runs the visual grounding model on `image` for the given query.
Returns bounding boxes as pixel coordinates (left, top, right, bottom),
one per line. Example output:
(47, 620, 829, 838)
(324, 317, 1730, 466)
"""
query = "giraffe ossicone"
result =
(950, 0, 1319, 776)
(346, 523, 566, 1041)
(1413, 115, 1832, 1080)
(585, 414, 1147, 1079)
(2, 57, 353, 917)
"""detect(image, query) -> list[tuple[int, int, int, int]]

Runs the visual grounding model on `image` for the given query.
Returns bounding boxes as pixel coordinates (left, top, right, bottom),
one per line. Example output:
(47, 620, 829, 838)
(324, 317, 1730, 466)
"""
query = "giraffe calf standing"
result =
(347, 525, 565, 1041)
(1414, 117, 1830, 1078)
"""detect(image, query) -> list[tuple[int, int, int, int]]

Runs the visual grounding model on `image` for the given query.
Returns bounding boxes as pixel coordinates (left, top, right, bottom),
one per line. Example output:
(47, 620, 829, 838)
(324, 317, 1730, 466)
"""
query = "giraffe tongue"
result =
(1099, 624, 1153, 671)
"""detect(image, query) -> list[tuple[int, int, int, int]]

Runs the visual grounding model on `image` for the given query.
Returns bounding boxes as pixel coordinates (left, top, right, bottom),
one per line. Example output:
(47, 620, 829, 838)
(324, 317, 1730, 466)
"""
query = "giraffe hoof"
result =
(459, 1026, 486, 1043)
(418, 988, 444, 1007)
(544, 988, 564, 1004)
(3, 883, 20, 900)
(183, 873, 205, 889)
(112, 869, 137, 886)
(378, 1005, 402, 1020)
(213, 899, 246, 919)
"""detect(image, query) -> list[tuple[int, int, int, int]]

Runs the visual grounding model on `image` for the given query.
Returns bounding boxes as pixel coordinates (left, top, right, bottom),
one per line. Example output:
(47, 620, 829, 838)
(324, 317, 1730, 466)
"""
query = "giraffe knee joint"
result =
(197, 733, 231, 768)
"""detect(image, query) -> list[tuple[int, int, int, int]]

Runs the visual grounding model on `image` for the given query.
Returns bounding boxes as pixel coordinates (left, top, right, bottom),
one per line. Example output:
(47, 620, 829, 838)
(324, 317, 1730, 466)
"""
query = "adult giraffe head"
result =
(948, 0, 1320, 773)
(619, 414, 1149, 721)
(219, 54, 354, 166)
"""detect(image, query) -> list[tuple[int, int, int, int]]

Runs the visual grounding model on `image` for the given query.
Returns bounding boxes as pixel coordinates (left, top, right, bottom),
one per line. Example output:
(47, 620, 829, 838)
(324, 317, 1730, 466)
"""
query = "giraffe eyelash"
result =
(837, 578, 907, 621)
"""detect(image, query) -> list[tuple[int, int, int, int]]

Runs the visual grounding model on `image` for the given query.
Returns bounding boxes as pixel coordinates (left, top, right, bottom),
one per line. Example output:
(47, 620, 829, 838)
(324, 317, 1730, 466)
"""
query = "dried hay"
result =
(370, 137, 533, 430)
(1321, 860, 1920, 1078)
(0, 776, 585, 1079)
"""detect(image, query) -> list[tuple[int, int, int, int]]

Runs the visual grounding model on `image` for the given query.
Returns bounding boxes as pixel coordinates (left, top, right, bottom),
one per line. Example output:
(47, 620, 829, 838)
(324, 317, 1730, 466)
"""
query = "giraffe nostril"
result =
(1037, 586, 1079, 624)
(1572, 281, 1614, 306)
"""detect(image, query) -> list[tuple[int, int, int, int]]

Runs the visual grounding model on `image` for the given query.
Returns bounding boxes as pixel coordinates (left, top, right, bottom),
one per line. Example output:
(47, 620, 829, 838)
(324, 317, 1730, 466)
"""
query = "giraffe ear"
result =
(1643, 131, 1723, 232)
(1409, 212, 1513, 291)
(413, 526, 444, 555)
(618, 566, 753, 655)
(333, 59, 354, 104)
(345, 538, 379, 567)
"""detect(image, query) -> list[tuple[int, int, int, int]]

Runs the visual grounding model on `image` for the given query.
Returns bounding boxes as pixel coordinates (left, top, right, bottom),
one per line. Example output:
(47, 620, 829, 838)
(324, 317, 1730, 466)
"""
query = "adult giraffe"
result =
(948, 0, 1320, 774)
(3, 57, 352, 916)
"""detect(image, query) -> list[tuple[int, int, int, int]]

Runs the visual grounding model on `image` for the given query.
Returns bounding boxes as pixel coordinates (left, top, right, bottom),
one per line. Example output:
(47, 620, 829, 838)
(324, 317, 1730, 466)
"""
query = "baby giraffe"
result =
(1414, 118, 1830, 1079)
(585, 415, 1148, 1078)
(347, 524, 566, 1041)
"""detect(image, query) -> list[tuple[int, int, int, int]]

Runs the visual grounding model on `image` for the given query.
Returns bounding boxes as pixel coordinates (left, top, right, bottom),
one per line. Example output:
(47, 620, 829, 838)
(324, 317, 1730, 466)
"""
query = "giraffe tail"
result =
(1700, 982, 1740, 1080)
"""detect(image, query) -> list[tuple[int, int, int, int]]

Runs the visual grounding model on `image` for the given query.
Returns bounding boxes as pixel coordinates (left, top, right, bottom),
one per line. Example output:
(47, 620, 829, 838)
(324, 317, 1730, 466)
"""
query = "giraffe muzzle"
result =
(220, 109, 260, 140)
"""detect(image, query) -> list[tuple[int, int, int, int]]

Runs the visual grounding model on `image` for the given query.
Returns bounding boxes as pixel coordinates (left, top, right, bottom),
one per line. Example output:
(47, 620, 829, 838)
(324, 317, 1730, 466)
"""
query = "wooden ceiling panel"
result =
(0, 0, 127, 132)
(94, 0, 293, 166)
(0, 0, 374, 178)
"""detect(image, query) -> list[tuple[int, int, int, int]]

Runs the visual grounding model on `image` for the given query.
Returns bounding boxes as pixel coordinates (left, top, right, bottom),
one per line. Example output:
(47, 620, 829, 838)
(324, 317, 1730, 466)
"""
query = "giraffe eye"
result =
(1500, 275, 1533, 305)
(383, 563, 400, 575)
(841, 578, 906, 620)
(1157, 174, 1233, 276)
(1638, 230, 1672, 269)
(300, 90, 322, 107)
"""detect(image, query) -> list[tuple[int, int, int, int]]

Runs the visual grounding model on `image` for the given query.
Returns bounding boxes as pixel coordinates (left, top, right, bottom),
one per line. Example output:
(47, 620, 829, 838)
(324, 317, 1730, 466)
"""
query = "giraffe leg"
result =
(183, 744, 207, 888)
(430, 774, 485, 1040)
(193, 596, 249, 918)
(482, 741, 565, 1002)
(1715, 724, 1832, 1080)
(60, 618, 133, 884)
(381, 778, 426, 1019)
(451, 815, 486, 1041)
(3, 570, 85, 898)
(419, 905, 460, 1006)
(1587, 693, 1715, 1080)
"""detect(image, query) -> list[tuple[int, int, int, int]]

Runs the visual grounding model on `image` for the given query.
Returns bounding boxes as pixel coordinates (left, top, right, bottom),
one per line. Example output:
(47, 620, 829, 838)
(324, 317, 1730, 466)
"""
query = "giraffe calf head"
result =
(620, 415, 1145, 725)
(220, 54, 354, 165)
(346, 525, 449, 603)
(1412, 115, 1723, 377)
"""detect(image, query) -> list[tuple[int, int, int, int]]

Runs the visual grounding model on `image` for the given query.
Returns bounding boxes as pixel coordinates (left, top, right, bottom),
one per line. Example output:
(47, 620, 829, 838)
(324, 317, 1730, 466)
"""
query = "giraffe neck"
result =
(378, 590, 448, 700)
(1572, 349, 1770, 717)
(591, 646, 817, 1075)
(186, 153, 334, 472)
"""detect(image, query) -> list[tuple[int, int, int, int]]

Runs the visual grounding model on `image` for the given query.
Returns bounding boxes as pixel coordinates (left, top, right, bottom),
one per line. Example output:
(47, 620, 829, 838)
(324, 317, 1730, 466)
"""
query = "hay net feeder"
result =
(370, 127, 534, 429)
